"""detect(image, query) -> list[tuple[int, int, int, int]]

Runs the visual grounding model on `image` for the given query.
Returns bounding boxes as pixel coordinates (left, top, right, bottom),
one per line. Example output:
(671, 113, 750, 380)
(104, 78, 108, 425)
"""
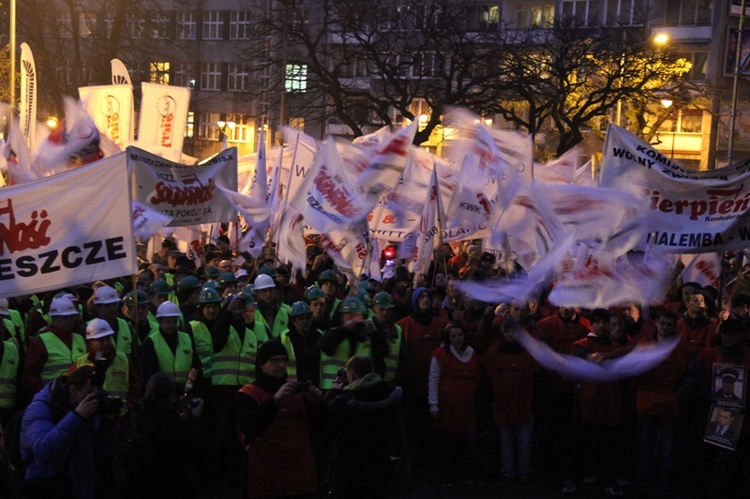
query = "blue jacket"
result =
(20, 381, 119, 499)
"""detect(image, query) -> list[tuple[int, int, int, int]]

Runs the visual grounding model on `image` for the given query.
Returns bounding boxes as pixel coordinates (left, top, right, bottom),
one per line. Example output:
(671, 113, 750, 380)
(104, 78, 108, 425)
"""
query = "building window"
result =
(104, 12, 116, 38)
(202, 11, 223, 40)
(171, 62, 195, 88)
(150, 12, 170, 39)
(199, 112, 221, 140)
(55, 60, 73, 85)
(677, 51, 708, 80)
(227, 63, 249, 91)
(58, 14, 73, 38)
(663, 0, 712, 27)
(289, 117, 305, 130)
(79, 12, 96, 37)
(659, 109, 703, 134)
(201, 62, 222, 90)
(561, 0, 600, 26)
(414, 52, 439, 77)
(150, 62, 170, 84)
(285, 64, 307, 92)
(465, 5, 500, 32)
(176, 11, 196, 40)
(80, 60, 96, 85)
(127, 13, 145, 38)
(516, 3, 555, 28)
(186, 111, 194, 138)
(225, 114, 250, 142)
(229, 11, 251, 40)
(605, 0, 644, 26)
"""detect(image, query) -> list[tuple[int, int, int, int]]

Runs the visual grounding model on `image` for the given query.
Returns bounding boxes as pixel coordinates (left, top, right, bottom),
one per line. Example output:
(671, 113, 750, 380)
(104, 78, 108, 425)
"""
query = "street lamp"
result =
(661, 99, 675, 159)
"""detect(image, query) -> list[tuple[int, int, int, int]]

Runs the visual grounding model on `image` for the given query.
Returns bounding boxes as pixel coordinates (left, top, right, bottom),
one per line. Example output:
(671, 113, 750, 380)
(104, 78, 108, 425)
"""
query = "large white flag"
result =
(0, 154, 137, 298)
(407, 164, 444, 277)
(356, 120, 417, 196)
(600, 124, 750, 253)
(137, 83, 191, 162)
(319, 222, 371, 277)
(129, 146, 238, 226)
(681, 252, 722, 288)
(79, 85, 133, 150)
(132, 201, 173, 241)
(19, 43, 37, 151)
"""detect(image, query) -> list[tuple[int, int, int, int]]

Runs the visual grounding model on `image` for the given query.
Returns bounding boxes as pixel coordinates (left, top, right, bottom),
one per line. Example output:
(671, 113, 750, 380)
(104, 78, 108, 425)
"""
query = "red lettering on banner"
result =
(477, 193, 491, 215)
(376, 134, 409, 157)
(648, 187, 750, 221)
(160, 113, 173, 148)
(107, 112, 121, 145)
(149, 177, 215, 207)
(313, 165, 356, 217)
(0, 199, 52, 256)
(382, 215, 396, 224)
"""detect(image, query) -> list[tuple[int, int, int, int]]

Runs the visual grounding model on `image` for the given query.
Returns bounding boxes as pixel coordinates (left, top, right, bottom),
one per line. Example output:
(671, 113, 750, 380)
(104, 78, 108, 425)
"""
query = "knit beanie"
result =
(256, 340, 289, 368)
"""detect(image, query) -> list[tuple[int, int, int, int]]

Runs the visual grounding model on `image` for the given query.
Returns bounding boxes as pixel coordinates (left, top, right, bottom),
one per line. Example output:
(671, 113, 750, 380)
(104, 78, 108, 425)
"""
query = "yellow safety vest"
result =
(255, 306, 290, 340)
(280, 329, 323, 381)
(75, 352, 130, 414)
(189, 321, 214, 378)
(212, 326, 258, 386)
(0, 341, 19, 409)
(319, 336, 372, 390)
(149, 330, 194, 386)
(8, 309, 25, 344)
(39, 332, 86, 383)
(383, 324, 403, 383)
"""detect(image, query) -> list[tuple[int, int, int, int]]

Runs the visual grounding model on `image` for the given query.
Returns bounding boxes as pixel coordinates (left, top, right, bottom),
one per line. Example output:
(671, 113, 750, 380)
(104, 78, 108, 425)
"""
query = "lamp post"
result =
(661, 99, 675, 159)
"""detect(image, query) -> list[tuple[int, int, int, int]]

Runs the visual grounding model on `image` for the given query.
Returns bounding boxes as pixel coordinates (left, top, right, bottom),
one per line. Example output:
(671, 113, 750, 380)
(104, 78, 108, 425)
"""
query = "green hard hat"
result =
(372, 291, 395, 308)
(122, 290, 149, 306)
(258, 265, 277, 278)
(356, 288, 372, 306)
(340, 297, 366, 315)
(318, 269, 338, 285)
(304, 286, 327, 302)
(203, 266, 221, 279)
(177, 275, 202, 294)
(240, 290, 257, 307)
(150, 280, 172, 296)
(218, 271, 238, 287)
(202, 280, 220, 291)
(290, 301, 313, 318)
(198, 287, 222, 305)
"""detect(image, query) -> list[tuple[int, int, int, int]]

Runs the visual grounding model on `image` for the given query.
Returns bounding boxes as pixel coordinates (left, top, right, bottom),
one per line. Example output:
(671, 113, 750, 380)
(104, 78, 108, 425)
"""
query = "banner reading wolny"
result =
(0, 154, 138, 298)
(129, 146, 238, 226)
(600, 125, 750, 253)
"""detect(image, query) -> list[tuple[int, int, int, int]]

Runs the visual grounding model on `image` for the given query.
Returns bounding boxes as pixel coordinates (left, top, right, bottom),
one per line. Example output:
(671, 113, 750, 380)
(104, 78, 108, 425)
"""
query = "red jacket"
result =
(482, 342, 538, 424)
(431, 347, 481, 433)
(675, 315, 717, 357)
(572, 335, 624, 426)
(635, 337, 690, 418)
(397, 315, 449, 395)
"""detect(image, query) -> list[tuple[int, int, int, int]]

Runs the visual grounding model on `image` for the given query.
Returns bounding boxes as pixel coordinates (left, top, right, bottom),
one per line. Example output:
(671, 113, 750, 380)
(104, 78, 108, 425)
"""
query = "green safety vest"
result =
(75, 352, 130, 414)
(2, 318, 17, 342)
(319, 336, 372, 390)
(280, 329, 323, 381)
(8, 309, 25, 344)
(0, 341, 19, 409)
(165, 274, 179, 305)
(39, 332, 86, 383)
(255, 306, 290, 340)
(212, 326, 258, 386)
(383, 324, 403, 383)
(246, 320, 270, 345)
(189, 321, 214, 378)
(329, 298, 341, 320)
(149, 330, 194, 386)
(147, 311, 158, 331)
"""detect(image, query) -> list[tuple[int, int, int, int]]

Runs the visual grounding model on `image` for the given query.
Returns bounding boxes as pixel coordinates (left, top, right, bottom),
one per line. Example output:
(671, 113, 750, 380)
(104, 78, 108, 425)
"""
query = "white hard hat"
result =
(93, 285, 120, 305)
(0, 298, 9, 317)
(86, 318, 114, 340)
(254, 274, 276, 290)
(49, 297, 79, 317)
(155, 301, 182, 319)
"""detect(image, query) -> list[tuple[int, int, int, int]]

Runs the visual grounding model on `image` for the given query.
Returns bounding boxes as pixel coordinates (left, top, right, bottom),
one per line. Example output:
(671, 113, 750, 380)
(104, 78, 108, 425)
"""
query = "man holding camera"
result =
(20, 365, 119, 499)
(236, 340, 324, 498)
(74, 319, 142, 417)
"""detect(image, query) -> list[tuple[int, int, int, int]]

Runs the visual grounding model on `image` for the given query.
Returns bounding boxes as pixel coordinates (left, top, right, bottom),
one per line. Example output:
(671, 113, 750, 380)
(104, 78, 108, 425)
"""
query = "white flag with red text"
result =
(79, 85, 133, 150)
(137, 83, 191, 162)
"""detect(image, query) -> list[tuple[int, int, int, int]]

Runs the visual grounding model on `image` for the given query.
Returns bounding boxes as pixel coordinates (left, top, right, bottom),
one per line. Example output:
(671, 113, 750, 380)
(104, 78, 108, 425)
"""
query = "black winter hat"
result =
(256, 340, 289, 368)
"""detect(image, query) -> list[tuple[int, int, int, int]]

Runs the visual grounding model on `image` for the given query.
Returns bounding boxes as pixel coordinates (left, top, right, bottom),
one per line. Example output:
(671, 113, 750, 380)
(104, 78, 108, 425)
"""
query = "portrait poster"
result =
(712, 363, 747, 408)
(703, 404, 744, 451)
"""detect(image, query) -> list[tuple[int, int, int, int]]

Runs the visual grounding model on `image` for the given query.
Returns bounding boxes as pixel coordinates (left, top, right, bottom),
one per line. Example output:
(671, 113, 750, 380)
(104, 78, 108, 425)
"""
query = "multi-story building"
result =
(11, 1, 750, 168)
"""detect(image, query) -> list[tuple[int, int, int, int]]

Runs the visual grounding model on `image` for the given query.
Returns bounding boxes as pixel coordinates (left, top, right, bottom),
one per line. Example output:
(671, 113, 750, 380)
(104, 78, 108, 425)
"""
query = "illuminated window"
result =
(225, 114, 250, 142)
(658, 109, 703, 134)
(150, 62, 170, 84)
(516, 3, 555, 28)
(285, 64, 307, 92)
(185, 111, 194, 138)
(199, 112, 221, 140)
(171, 62, 195, 88)
(289, 117, 305, 130)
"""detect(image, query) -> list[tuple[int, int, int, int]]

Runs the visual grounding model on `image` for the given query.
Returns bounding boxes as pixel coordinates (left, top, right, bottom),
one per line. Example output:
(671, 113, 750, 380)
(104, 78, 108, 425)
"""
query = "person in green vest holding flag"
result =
(85, 285, 137, 361)
(22, 296, 86, 397)
(319, 297, 380, 390)
(140, 301, 202, 391)
(74, 318, 142, 416)
(280, 302, 323, 387)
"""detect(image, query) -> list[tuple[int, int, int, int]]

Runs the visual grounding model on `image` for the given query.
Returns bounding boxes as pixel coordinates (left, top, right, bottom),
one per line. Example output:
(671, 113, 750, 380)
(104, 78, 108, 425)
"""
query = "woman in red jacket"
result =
(428, 323, 482, 487)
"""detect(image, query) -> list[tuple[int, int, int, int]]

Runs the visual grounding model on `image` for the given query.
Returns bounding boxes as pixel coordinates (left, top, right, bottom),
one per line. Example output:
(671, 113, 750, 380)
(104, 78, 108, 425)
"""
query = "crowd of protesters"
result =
(0, 234, 749, 498)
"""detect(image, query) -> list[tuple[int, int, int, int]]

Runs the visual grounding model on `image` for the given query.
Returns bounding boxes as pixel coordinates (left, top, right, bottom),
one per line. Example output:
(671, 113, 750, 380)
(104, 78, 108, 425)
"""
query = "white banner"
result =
(0, 154, 137, 298)
(138, 83, 191, 160)
(600, 125, 750, 253)
(79, 85, 133, 150)
(129, 146, 238, 226)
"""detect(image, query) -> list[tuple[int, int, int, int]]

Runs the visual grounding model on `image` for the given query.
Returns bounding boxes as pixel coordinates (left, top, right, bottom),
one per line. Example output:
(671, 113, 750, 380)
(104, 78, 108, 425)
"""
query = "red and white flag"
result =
(681, 252, 721, 288)
(132, 201, 173, 241)
(137, 83, 191, 162)
(79, 85, 133, 150)
(407, 164, 444, 278)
